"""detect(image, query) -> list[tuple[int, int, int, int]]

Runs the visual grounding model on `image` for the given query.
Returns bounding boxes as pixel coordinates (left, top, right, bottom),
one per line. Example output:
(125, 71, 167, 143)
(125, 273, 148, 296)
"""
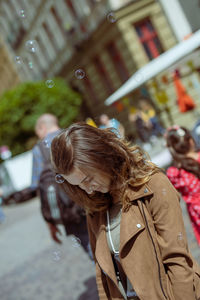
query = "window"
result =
(134, 19, 163, 60)
(42, 22, 58, 51)
(64, 0, 86, 34)
(64, 0, 77, 17)
(106, 42, 129, 83)
(12, 26, 26, 50)
(51, 6, 65, 36)
(35, 36, 51, 62)
(93, 56, 114, 95)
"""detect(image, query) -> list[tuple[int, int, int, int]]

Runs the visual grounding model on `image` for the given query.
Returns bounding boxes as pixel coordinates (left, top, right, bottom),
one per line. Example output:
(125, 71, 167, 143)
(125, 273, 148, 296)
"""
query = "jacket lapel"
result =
(95, 212, 119, 286)
(119, 205, 145, 254)
(120, 184, 153, 254)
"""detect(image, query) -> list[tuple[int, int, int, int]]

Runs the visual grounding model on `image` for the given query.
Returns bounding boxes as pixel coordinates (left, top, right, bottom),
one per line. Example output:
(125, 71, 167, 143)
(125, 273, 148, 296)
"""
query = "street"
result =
(0, 198, 98, 300)
(0, 195, 199, 300)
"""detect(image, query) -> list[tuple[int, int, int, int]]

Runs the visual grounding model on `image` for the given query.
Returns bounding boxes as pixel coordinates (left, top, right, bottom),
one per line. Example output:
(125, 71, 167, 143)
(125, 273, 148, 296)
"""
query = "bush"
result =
(0, 78, 82, 156)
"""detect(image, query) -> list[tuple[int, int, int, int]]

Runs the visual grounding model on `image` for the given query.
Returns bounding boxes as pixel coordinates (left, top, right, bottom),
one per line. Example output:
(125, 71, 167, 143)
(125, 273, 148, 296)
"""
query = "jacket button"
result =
(136, 224, 141, 228)
(144, 188, 148, 193)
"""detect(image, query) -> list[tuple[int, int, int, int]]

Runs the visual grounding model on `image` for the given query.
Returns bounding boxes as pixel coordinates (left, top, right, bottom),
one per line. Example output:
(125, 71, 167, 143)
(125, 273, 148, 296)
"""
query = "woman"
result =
(51, 123, 200, 300)
(166, 125, 200, 246)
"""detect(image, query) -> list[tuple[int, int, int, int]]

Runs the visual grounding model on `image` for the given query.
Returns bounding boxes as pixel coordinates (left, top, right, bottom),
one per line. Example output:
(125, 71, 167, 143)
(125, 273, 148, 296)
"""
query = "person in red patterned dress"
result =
(166, 125, 200, 246)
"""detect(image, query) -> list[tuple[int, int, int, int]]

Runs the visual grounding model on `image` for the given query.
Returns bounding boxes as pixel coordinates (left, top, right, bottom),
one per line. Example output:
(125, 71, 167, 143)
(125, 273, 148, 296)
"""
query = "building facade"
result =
(0, 35, 21, 95)
(57, 0, 178, 133)
(1, 0, 199, 137)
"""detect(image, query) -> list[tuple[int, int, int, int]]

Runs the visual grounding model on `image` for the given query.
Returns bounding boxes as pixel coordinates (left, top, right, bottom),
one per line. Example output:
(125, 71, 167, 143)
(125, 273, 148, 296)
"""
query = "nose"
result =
(80, 182, 95, 194)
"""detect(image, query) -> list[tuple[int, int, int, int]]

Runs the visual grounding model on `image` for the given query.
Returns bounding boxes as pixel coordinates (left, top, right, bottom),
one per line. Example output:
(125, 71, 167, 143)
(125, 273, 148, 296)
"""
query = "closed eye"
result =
(85, 177, 93, 184)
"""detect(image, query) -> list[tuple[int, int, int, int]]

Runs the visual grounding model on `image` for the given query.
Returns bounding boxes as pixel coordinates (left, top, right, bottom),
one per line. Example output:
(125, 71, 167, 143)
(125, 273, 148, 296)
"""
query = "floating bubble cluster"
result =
(52, 250, 61, 261)
(55, 174, 65, 184)
(25, 40, 38, 53)
(28, 61, 33, 69)
(75, 69, 85, 79)
(18, 9, 26, 19)
(71, 235, 81, 248)
(46, 79, 55, 88)
(15, 56, 23, 65)
(43, 140, 50, 148)
(107, 12, 116, 23)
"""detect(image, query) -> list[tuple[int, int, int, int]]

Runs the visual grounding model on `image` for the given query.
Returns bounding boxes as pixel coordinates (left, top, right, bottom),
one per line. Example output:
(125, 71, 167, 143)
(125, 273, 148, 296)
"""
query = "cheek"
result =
(101, 177, 111, 187)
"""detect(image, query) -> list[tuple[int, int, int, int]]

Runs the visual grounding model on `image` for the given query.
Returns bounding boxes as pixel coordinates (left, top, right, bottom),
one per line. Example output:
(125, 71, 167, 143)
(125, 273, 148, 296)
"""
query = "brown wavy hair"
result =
(51, 122, 160, 213)
(166, 126, 200, 178)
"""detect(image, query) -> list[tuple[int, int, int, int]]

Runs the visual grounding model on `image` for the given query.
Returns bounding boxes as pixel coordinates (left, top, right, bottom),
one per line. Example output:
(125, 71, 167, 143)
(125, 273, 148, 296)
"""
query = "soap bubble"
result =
(15, 56, 23, 65)
(45, 79, 55, 88)
(25, 40, 38, 53)
(55, 174, 65, 184)
(107, 12, 116, 23)
(75, 69, 85, 79)
(71, 235, 81, 248)
(177, 232, 185, 247)
(52, 250, 61, 261)
(18, 9, 26, 19)
(43, 140, 50, 148)
(28, 61, 33, 69)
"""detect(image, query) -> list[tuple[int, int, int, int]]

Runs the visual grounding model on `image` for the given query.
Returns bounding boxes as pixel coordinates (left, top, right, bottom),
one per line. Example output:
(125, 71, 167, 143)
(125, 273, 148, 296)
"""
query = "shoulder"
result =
(111, 118, 120, 126)
(147, 171, 178, 195)
(146, 172, 181, 212)
(99, 125, 105, 129)
(148, 171, 170, 187)
(32, 144, 41, 155)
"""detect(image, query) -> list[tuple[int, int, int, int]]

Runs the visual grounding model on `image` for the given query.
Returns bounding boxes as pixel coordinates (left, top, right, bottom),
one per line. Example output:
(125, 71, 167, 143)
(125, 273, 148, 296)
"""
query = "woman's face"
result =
(61, 167, 111, 194)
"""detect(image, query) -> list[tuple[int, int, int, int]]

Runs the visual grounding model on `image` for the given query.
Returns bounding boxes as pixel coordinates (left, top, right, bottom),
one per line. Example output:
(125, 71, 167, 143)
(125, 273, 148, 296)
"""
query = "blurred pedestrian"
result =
(99, 114, 125, 138)
(31, 114, 90, 254)
(139, 99, 165, 137)
(128, 110, 152, 143)
(51, 122, 200, 300)
(166, 125, 200, 246)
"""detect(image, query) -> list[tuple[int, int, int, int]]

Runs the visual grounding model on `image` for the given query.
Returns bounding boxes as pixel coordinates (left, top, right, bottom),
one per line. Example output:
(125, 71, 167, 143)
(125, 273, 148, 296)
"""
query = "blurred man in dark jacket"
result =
(31, 113, 90, 254)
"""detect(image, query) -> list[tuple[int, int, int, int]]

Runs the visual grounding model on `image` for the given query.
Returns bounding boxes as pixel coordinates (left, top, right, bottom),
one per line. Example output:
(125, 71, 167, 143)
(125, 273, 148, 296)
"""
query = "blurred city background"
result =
(0, 0, 200, 299)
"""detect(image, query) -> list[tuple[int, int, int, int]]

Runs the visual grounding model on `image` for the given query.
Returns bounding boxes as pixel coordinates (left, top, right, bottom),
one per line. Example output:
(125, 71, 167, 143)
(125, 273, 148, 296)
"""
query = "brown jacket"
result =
(87, 172, 200, 300)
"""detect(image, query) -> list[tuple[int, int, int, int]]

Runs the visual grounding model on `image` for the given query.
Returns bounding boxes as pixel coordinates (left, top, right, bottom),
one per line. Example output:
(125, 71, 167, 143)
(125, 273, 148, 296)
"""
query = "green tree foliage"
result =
(0, 78, 82, 156)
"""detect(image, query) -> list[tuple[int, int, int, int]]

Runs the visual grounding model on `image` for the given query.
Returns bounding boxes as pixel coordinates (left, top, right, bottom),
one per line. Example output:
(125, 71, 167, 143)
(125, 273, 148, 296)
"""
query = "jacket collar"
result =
(126, 182, 154, 201)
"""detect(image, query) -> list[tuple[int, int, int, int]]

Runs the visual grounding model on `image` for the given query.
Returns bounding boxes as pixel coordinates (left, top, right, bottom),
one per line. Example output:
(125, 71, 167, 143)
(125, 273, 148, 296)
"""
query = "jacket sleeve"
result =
(147, 172, 197, 300)
(86, 216, 111, 300)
